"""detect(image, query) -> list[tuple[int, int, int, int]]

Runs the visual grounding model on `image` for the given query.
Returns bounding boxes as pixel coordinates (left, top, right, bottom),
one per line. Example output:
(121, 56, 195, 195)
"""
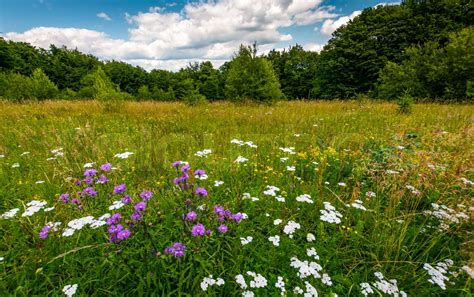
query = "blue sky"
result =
(0, 0, 397, 70)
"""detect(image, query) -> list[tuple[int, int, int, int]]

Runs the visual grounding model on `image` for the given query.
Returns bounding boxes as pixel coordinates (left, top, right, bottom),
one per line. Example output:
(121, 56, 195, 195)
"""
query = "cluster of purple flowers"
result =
(107, 213, 131, 243)
(39, 225, 51, 239)
(214, 205, 243, 222)
(164, 242, 186, 257)
(172, 161, 191, 189)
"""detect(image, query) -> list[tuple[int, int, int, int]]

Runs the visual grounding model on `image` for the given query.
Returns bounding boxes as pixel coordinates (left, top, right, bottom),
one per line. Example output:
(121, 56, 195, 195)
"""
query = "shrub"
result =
(183, 90, 207, 106)
(31, 68, 58, 100)
(397, 90, 414, 114)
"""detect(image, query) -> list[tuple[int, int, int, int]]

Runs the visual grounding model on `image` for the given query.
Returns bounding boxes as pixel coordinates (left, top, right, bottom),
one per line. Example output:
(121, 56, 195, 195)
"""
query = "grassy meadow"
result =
(0, 100, 473, 296)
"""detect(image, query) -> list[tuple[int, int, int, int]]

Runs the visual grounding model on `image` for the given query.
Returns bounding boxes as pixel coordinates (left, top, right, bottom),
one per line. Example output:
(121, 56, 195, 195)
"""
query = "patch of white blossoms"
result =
(195, 149, 212, 157)
(240, 236, 253, 245)
(22, 200, 48, 217)
(114, 151, 134, 159)
(351, 200, 367, 211)
(296, 194, 313, 204)
(275, 276, 285, 296)
(108, 200, 125, 210)
(243, 193, 259, 202)
(1, 208, 20, 219)
(423, 259, 454, 290)
(279, 147, 296, 154)
(231, 139, 258, 148)
(263, 185, 280, 196)
(320, 202, 343, 224)
(62, 214, 110, 237)
(423, 203, 468, 231)
(283, 220, 301, 238)
(235, 272, 268, 296)
(62, 284, 78, 297)
(200, 275, 224, 291)
(268, 235, 280, 246)
(235, 156, 249, 163)
(371, 272, 407, 296)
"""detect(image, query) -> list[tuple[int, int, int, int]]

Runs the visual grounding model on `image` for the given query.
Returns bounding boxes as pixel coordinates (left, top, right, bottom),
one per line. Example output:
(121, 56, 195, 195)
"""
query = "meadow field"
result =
(0, 100, 472, 296)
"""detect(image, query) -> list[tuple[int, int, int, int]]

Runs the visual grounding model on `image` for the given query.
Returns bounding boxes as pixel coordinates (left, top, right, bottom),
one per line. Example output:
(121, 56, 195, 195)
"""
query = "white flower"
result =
(62, 228, 75, 237)
(320, 202, 343, 224)
(287, 166, 296, 172)
(1, 208, 20, 219)
(243, 193, 259, 201)
(280, 157, 289, 162)
(423, 260, 454, 290)
(306, 248, 319, 260)
(242, 291, 254, 297)
(372, 272, 404, 296)
(283, 220, 301, 238)
(279, 147, 296, 154)
(460, 266, 474, 278)
(351, 200, 367, 211)
(365, 191, 376, 198)
(235, 156, 249, 163)
(200, 275, 225, 291)
(244, 141, 258, 148)
(338, 182, 347, 187)
(275, 195, 286, 202)
(20, 151, 30, 156)
(22, 200, 48, 217)
(114, 152, 134, 159)
(214, 180, 224, 187)
(360, 283, 374, 296)
(83, 162, 95, 168)
(235, 274, 248, 289)
(263, 185, 280, 196)
(0, 257, 3, 261)
(296, 194, 313, 204)
(306, 233, 316, 242)
(273, 219, 283, 225)
(247, 271, 267, 288)
(240, 236, 253, 245)
(195, 149, 212, 157)
(294, 286, 304, 294)
(322, 273, 332, 286)
(36, 180, 45, 184)
(275, 276, 285, 296)
(195, 174, 208, 180)
(44, 207, 55, 212)
(460, 177, 474, 186)
(62, 284, 78, 296)
(268, 235, 280, 246)
(11, 163, 20, 168)
(304, 281, 318, 296)
(294, 134, 301, 137)
(108, 200, 125, 210)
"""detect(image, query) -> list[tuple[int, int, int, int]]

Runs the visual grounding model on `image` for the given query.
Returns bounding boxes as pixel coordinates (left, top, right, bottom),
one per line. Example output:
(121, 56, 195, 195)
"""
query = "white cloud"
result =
(4, 0, 338, 71)
(303, 42, 324, 53)
(320, 10, 361, 36)
(97, 12, 111, 21)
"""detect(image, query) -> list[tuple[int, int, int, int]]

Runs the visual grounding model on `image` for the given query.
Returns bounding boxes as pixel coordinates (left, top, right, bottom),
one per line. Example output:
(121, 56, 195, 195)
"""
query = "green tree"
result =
(103, 61, 147, 95)
(31, 68, 58, 100)
(79, 67, 130, 100)
(137, 85, 152, 100)
(225, 44, 283, 103)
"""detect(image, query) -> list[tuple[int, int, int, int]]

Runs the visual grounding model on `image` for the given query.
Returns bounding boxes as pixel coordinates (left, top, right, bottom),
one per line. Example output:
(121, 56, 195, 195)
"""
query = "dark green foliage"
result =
(31, 68, 59, 100)
(397, 90, 414, 114)
(103, 61, 148, 95)
(377, 27, 474, 101)
(225, 44, 283, 103)
(266, 44, 319, 99)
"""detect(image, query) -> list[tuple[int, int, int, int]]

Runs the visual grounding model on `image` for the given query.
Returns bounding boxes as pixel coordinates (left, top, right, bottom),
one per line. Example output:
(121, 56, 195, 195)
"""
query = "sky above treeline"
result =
(0, 0, 399, 71)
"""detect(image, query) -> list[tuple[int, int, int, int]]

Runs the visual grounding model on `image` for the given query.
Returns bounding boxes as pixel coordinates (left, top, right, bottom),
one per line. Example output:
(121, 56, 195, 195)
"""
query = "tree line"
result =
(0, 0, 472, 103)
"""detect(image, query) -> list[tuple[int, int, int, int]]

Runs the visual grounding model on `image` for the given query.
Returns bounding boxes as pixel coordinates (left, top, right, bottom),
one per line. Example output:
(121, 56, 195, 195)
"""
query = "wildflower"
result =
(279, 147, 296, 154)
(275, 276, 285, 296)
(338, 182, 347, 187)
(232, 213, 243, 222)
(113, 184, 126, 194)
(287, 166, 296, 171)
(134, 202, 146, 212)
(36, 180, 45, 184)
(240, 236, 253, 245)
(97, 175, 109, 184)
(214, 180, 224, 187)
(116, 228, 131, 241)
(121, 195, 132, 204)
(83, 162, 95, 168)
(243, 193, 259, 201)
(263, 185, 280, 196)
(114, 151, 134, 159)
(100, 163, 111, 171)
(306, 248, 319, 260)
(106, 213, 121, 225)
(273, 219, 282, 225)
(322, 273, 332, 286)
(275, 195, 285, 202)
(320, 202, 343, 224)
(280, 157, 289, 162)
(304, 281, 318, 296)
(11, 163, 20, 168)
(109, 200, 125, 210)
(351, 200, 367, 211)
(365, 191, 376, 198)
(131, 212, 142, 221)
(201, 275, 225, 291)
(268, 235, 280, 246)
(235, 155, 248, 163)
(283, 220, 301, 238)
(306, 233, 316, 242)
(185, 211, 197, 221)
(59, 193, 70, 203)
(372, 272, 405, 296)
(83, 178, 93, 184)
(192, 223, 206, 236)
(164, 242, 186, 257)
(83, 169, 98, 177)
(22, 200, 48, 217)
(62, 284, 78, 297)
(1, 208, 20, 219)
(296, 194, 313, 204)
(195, 169, 206, 176)
(39, 225, 51, 239)
(360, 283, 374, 296)
(218, 224, 228, 233)
(195, 149, 212, 157)
(423, 259, 454, 290)
(140, 190, 153, 201)
(181, 163, 190, 172)
(247, 271, 267, 288)
(195, 187, 208, 197)
(235, 274, 248, 289)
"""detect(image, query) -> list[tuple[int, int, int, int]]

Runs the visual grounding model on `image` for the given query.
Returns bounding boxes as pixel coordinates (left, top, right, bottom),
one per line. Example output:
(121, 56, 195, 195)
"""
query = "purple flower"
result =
(117, 229, 131, 241)
(181, 163, 190, 172)
(59, 193, 69, 203)
(121, 194, 132, 204)
(218, 224, 228, 233)
(108, 224, 123, 235)
(134, 202, 146, 212)
(97, 175, 109, 184)
(185, 211, 197, 221)
(191, 223, 206, 237)
(140, 190, 153, 201)
(131, 212, 142, 221)
(83, 187, 97, 197)
(213, 205, 225, 215)
(113, 184, 126, 194)
(100, 163, 112, 171)
(232, 213, 243, 222)
(83, 178, 94, 185)
(164, 242, 186, 257)
(39, 225, 51, 239)
(195, 187, 208, 197)
(84, 169, 98, 177)
(71, 198, 80, 205)
(195, 169, 206, 176)
(107, 213, 121, 225)
(75, 180, 82, 186)
(172, 161, 182, 168)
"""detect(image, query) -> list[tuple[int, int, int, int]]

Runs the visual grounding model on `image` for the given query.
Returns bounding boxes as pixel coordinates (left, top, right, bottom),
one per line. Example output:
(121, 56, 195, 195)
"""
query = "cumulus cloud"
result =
(97, 12, 111, 21)
(320, 10, 361, 36)
(303, 43, 324, 53)
(4, 0, 339, 70)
